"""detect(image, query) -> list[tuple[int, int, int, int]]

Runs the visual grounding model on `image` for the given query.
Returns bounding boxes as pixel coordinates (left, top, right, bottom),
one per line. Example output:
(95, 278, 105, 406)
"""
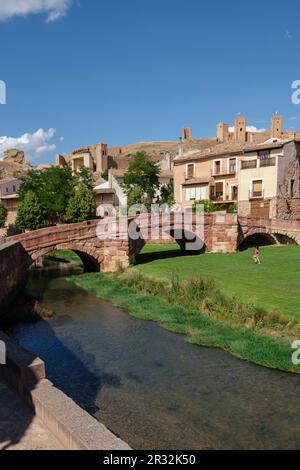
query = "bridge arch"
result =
(129, 221, 206, 260)
(30, 243, 103, 272)
(238, 232, 277, 250)
(239, 225, 300, 250)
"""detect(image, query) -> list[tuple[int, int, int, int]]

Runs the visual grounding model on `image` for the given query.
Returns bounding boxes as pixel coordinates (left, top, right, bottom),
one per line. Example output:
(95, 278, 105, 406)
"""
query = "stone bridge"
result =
(5, 213, 238, 273)
(4, 213, 300, 275)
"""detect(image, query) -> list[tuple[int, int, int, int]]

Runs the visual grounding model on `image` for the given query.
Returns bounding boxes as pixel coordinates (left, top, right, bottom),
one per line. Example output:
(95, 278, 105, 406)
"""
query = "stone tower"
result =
(95, 143, 108, 174)
(182, 128, 191, 143)
(217, 122, 229, 142)
(234, 115, 247, 142)
(271, 115, 283, 139)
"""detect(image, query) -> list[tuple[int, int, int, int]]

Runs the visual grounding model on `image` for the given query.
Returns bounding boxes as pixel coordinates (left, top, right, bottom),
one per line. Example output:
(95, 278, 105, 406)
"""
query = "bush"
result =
(192, 200, 226, 213)
(118, 269, 299, 335)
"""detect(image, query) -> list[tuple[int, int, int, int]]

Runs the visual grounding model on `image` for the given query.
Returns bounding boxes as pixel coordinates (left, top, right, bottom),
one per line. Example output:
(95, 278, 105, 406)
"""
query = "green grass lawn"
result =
(136, 244, 300, 321)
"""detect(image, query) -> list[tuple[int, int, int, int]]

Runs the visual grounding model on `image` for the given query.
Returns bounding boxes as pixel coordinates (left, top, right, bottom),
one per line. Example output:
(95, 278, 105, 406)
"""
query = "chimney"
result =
(234, 115, 247, 143)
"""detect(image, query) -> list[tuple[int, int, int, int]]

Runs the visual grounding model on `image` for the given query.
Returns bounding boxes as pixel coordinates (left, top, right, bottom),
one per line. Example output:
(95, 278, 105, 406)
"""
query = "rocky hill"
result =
(0, 149, 30, 180)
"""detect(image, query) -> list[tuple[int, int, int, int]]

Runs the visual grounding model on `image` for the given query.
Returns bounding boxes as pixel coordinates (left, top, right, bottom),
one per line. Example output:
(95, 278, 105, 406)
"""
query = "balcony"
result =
(249, 190, 264, 200)
(211, 193, 224, 202)
(211, 168, 236, 177)
(259, 157, 276, 168)
(241, 160, 257, 170)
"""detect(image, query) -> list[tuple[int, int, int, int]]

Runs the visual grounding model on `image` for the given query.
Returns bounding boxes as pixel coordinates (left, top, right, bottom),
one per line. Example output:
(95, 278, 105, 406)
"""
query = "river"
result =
(7, 261, 300, 450)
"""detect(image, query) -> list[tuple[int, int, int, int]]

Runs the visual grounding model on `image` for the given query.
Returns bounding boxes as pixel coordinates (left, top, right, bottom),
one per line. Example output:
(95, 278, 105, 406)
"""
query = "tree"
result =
(19, 166, 75, 224)
(66, 182, 96, 223)
(0, 203, 7, 228)
(123, 152, 160, 209)
(127, 186, 145, 207)
(16, 191, 47, 231)
(158, 180, 175, 206)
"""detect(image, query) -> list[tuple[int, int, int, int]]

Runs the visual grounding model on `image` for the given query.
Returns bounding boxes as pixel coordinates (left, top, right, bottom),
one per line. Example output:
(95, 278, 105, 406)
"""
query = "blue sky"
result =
(0, 0, 300, 163)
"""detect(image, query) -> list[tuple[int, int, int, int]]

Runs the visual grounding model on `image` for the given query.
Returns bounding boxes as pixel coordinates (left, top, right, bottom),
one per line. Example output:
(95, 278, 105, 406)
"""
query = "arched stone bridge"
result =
(238, 217, 300, 246)
(5, 214, 300, 273)
(6, 213, 238, 272)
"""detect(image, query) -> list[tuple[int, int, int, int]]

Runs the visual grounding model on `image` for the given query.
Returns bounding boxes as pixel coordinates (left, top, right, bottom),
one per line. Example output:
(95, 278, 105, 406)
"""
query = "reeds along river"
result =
(7, 261, 300, 450)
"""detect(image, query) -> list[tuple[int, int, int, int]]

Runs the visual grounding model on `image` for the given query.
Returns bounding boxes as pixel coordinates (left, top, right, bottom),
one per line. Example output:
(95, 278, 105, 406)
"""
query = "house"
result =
(174, 142, 242, 210)
(0, 178, 21, 225)
(174, 115, 300, 219)
(238, 139, 300, 219)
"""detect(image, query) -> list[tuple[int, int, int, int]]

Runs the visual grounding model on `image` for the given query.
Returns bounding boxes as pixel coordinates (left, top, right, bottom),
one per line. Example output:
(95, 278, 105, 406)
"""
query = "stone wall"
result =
(0, 241, 31, 310)
(209, 213, 238, 253)
(277, 197, 300, 221)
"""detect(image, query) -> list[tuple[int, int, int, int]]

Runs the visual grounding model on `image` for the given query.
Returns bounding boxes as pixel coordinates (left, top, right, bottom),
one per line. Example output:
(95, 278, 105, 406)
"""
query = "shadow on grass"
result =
(136, 248, 194, 265)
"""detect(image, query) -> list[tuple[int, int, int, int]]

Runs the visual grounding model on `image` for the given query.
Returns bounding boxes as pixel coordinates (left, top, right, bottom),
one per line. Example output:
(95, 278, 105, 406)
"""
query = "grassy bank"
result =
(136, 244, 300, 320)
(69, 270, 300, 374)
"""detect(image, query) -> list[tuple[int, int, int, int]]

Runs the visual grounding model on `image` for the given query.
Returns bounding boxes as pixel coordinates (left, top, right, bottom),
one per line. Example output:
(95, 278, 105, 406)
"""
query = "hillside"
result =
(108, 138, 217, 158)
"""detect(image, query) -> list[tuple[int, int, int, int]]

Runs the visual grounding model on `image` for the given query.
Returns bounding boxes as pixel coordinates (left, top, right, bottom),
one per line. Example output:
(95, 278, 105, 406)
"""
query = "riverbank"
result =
(69, 271, 300, 374)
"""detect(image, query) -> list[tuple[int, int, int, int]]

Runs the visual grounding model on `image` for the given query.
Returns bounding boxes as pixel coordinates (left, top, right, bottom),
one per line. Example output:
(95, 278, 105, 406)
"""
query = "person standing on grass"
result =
(253, 246, 261, 265)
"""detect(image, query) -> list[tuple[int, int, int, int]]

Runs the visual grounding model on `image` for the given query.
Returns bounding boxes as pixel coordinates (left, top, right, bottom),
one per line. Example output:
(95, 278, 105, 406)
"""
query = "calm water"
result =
(8, 264, 300, 450)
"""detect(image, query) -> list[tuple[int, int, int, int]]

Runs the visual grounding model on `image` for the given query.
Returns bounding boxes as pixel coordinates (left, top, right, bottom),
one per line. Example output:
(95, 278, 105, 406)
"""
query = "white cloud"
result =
(0, 128, 57, 160)
(0, 0, 72, 23)
(229, 126, 266, 133)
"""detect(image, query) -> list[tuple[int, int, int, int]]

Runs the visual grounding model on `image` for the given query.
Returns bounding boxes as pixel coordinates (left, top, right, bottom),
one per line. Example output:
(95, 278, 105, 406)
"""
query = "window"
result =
(251, 180, 263, 198)
(186, 164, 194, 178)
(231, 185, 238, 200)
(13, 185, 16, 192)
(229, 158, 236, 173)
(214, 161, 221, 175)
(215, 182, 224, 201)
(185, 184, 207, 201)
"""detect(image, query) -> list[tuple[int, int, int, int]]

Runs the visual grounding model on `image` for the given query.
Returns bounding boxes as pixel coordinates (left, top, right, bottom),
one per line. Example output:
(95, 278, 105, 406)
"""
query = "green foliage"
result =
(16, 191, 47, 231)
(158, 180, 175, 206)
(75, 166, 94, 190)
(66, 182, 96, 223)
(18, 166, 96, 227)
(0, 203, 7, 228)
(123, 152, 160, 209)
(228, 203, 237, 213)
(127, 186, 145, 207)
(19, 166, 74, 223)
(192, 199, 226, 213)
(101, 170, 109, 181)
